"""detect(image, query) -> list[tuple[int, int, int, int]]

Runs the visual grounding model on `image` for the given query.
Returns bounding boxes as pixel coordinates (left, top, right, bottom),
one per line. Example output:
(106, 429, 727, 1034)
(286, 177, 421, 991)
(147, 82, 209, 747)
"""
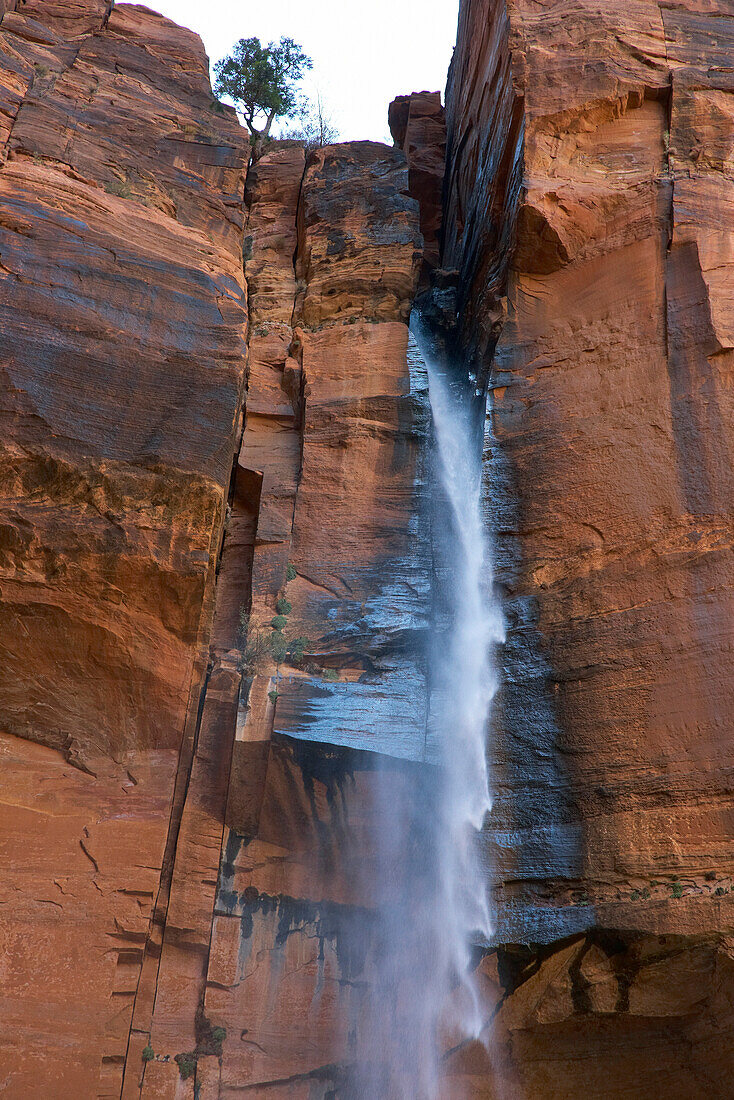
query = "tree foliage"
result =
(213, 36, 312, 141)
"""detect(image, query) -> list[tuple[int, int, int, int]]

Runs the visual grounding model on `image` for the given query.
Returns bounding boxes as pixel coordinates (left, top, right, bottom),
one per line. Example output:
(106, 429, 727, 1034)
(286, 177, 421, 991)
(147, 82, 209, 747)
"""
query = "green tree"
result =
(214, 36, 312, 153)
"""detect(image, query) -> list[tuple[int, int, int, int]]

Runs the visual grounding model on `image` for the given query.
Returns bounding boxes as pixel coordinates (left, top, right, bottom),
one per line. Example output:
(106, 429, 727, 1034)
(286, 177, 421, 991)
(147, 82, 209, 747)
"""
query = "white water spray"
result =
(349, 316, 504, 1098)
(426, 313, 504, 1046)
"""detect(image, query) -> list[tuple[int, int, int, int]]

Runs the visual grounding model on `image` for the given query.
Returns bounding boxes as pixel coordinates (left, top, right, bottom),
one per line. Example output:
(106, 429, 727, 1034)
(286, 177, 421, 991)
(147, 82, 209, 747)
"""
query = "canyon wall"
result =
(1, 0, 733, 1097)
(0, 2, 250, 1095)
(1, 2, 428, 1096)
(135, 138, 427, 1098)
(441, 0, 734, 1095)
(389, 89, 446, 279)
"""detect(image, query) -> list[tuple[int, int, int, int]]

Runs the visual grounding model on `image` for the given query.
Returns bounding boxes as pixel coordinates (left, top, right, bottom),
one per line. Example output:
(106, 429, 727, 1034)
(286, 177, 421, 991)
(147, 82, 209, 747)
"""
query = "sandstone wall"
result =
(0, 2, 249, 1094)
(0, 1, 429, 1091)
(3, 0, 733, 1095)
(443, 0, 734, 1095)
(389, 90, 446, 279)
(133, 139, 426, 1098)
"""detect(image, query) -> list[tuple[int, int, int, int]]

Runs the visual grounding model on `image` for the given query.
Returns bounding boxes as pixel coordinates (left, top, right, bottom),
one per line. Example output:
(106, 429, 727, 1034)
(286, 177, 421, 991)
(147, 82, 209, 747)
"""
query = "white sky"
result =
(144, 0, 460, 142)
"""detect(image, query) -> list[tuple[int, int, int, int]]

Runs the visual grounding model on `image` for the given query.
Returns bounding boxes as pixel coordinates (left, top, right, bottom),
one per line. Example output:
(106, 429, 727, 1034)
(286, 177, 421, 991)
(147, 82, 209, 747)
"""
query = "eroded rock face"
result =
(0, 2, 249, 1094)
(446, 932, 734, 1099)
(389, 90, 446, 279)
(130, 139, 425, 1095)
(0, 0, 428, 1082)
(3, 0, 732, 1095)
(443, 0, 734, 1092)
(202, 141, 426, 1096)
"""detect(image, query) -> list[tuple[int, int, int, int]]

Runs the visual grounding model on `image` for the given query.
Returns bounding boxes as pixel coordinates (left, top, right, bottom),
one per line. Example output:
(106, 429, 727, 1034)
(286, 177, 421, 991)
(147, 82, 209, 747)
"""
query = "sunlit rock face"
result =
(0, 1, 249, 1094)
(443, 0, 734, 1092)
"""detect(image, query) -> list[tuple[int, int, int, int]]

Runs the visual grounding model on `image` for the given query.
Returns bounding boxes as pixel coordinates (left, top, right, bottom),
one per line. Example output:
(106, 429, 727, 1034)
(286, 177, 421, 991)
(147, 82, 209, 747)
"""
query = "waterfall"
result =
(424, 311, 504, 1040)
(349, 314, 504, 1098)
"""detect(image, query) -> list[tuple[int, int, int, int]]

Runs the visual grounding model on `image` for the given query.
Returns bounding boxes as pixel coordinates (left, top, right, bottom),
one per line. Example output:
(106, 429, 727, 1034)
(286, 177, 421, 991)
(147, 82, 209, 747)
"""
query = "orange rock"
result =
(443, 0, 734, 1091)
(389, 90, 446, 278)
(0, 1, 248, 1093)
(296, 141, 421, 326)
(196, 139, 428, 1090)
(3, 0, 731, 1094)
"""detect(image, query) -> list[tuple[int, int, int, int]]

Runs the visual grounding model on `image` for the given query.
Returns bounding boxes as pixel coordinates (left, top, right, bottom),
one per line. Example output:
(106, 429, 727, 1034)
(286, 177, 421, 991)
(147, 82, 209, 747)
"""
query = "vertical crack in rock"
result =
(190, 140, 427, 1095)
(134, 142, 308, 1099)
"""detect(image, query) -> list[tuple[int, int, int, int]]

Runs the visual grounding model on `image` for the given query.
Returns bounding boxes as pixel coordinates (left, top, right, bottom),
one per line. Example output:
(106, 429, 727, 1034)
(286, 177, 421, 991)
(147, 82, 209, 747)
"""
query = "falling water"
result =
(349, 313, 504, 1098)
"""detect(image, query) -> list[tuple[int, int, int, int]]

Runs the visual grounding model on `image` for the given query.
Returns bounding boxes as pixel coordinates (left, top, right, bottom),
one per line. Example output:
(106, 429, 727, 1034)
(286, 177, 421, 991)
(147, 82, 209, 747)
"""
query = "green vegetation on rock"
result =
(175, 1052, 197, 1080)
(213, 36, 311, 150)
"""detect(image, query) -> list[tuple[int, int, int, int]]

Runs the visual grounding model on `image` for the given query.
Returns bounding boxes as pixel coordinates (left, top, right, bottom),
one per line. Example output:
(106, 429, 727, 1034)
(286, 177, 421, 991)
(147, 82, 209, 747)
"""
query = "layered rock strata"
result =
(389, 89, 446, 279)
(177, 141, 427, 1098)
(0, 2, 249, 1095)
(0, 0, 431, 1091)
(442, 0, 734, 1094)
(2, 0, 733, 1095)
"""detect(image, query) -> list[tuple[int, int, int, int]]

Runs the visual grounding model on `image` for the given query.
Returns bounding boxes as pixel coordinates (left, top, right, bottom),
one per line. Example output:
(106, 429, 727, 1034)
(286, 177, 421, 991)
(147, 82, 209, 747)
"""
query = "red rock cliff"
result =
(0, 2, 425, 1095)
(0, 2, 250, 1095)
(135, 138, 425, 1098)
(1, 0, 733, 1097)
(441, 0, 734, 1095)
(389, 90, 446, 279)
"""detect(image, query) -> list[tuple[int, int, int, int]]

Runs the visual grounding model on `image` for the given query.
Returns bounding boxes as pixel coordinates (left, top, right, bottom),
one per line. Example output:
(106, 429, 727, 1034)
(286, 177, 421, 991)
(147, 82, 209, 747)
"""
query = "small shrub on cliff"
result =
(268, 689, 279, 704)
(236, 613, 271, 674)
(105, 178, 132, 199)
(175, 1052, 197, 1080)
(279, 93, 339, 151)
(237, 608, 250, 648)
(286, 563, 297, 582)
(271, 614, 288, 631)
(141, 1044, 154, 1063)
(671, 881, 684, 899)
(194, 1008, 228, 1056)
(244, 632, 269, 670)
(275, 597, 292, 616)
(268, 630, 288, 663)
(288, 636, 311, 663)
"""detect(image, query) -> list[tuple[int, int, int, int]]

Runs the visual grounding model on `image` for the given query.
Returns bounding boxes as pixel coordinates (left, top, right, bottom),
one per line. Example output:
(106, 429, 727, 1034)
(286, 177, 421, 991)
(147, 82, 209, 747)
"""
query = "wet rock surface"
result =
(443, 0, 734, 1093)
(135, 135, 428, 1095)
